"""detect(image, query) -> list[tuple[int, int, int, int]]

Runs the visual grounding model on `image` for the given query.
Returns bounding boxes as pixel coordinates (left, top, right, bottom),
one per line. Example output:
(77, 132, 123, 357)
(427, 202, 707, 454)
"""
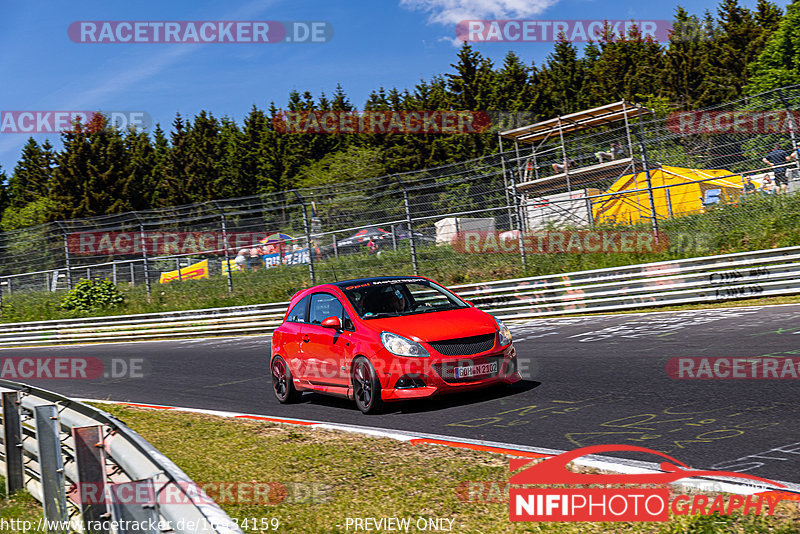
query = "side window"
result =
(309, 293, 345, 325)
(286, 295, 310, 323)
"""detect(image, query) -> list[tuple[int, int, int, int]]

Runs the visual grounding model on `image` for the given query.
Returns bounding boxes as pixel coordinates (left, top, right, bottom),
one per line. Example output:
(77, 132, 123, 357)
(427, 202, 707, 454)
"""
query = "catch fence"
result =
(3, 86, 800, 300)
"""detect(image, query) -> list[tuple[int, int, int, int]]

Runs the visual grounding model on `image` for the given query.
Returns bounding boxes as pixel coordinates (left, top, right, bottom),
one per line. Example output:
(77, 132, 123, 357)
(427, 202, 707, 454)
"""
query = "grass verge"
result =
(75, 404, 799, 534)
(0, 483, 42, 534)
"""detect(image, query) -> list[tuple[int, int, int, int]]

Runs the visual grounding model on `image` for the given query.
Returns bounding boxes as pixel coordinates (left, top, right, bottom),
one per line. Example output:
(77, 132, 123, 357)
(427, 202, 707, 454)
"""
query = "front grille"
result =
(428, 333, 496, 356)
(433, 356, 504, 383)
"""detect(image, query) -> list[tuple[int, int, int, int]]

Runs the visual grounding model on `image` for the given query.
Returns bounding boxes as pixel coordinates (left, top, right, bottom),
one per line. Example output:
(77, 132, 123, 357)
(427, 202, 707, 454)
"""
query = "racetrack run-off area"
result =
(3, 304, 800, 489)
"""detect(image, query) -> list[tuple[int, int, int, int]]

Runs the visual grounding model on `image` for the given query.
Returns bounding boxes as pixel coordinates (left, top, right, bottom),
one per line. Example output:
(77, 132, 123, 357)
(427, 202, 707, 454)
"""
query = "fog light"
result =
(395, 374, 426, 389)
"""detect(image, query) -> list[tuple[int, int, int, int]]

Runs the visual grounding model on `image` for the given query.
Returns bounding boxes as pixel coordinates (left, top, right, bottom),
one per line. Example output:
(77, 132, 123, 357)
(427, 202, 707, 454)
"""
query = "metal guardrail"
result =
(0, 303, 289, 347)
(458, 245, 800, 319)
(0, 379, 242, 534)
(0, 246, 798, 347)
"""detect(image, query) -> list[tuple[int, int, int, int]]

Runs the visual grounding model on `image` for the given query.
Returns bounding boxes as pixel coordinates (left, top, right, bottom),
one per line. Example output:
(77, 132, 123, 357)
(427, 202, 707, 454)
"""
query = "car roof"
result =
(331, 276, 428, 289)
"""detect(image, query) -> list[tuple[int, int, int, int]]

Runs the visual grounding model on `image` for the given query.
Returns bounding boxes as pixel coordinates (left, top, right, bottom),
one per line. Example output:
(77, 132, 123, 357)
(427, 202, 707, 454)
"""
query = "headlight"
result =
(496, 318, 512, 346)
(381, 332, 429, 357)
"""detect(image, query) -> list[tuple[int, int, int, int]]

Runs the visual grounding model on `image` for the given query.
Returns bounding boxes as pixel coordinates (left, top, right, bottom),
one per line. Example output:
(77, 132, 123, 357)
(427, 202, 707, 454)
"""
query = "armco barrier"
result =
(0, 246, 799, 347)
(0, 379, 242, 534)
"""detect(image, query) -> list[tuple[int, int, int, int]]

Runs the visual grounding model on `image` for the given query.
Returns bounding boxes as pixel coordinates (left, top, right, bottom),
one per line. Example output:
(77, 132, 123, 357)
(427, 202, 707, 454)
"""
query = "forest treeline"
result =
(2, 0, 800, 230)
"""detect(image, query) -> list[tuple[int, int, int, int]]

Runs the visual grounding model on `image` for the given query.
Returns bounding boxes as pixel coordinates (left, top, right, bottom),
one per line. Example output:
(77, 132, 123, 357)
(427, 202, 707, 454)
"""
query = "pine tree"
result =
(9, 139, 54, 207)
(747, 0, 797, 94)
(663, 7, 715, 109)
(585, 23, 665, 104)
(156, 114, 192, 206)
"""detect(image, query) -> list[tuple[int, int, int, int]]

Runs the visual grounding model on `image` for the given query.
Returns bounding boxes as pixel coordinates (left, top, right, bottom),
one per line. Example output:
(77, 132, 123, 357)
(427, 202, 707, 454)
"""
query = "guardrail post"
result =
(35, 405, 70, 533)
(213, 201, 234, 296)
(2, 392, 24, 495)
(112, 262, 117, 285)
(107, 479, 160, 534)
(56, 222, 73, 290)
(291, 190, 316, 285)
(130, 262, 135, 286)
(396, 177, 419, 276)
(133, 215, 151, 301)
(72, 426, 110, 534)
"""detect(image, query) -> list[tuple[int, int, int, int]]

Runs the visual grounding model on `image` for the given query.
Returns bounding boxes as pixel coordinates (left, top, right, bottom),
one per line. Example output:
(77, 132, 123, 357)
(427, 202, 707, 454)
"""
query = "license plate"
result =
(455, 361, 498, 378)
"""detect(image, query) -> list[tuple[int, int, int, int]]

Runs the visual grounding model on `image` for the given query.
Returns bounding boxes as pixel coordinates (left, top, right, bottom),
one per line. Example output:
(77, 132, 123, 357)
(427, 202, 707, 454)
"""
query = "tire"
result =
(352, 356, 383, 414)
(271, 355, 301, 404)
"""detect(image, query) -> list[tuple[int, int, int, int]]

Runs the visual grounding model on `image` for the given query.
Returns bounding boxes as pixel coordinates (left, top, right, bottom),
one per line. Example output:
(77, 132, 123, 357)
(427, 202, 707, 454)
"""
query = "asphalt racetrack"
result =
(3, 304, 800, 488)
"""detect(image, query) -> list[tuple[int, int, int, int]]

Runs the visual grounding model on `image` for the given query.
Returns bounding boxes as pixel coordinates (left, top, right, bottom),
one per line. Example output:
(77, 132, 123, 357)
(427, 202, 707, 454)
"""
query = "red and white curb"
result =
(83, 398, 800, 502)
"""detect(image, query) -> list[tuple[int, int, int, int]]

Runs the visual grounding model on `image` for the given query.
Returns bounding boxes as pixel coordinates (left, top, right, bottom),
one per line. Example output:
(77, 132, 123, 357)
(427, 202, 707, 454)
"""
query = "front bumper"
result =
(379, 344, 521, 401)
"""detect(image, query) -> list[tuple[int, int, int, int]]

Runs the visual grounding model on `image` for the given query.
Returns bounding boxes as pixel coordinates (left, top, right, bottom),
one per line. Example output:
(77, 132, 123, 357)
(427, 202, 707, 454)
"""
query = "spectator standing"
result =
(743, 175, 756, 195)
(762, 144, 790, 193)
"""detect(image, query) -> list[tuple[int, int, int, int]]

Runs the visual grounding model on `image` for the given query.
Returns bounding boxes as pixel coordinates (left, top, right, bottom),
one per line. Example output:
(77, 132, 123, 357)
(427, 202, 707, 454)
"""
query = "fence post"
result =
(112, 262, 117, 285)
(56, 221, 73, 290)
(176, 258, 182, 282)
(213, 201, 234, 295)
(508, 168, 528, 270)
(133, 214, 151, 300)
(332, 233, 339, 259)
(129, 262, 135, 286)
(396, 177, 418, 276)
(636, 108, 659, 237)
(777, 89, 800, 173)
(291, 190, 316, 285)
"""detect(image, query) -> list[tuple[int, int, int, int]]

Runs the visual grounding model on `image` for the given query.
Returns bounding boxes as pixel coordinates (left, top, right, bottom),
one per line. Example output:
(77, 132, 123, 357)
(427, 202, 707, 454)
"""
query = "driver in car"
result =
(386, 287, 407, 313)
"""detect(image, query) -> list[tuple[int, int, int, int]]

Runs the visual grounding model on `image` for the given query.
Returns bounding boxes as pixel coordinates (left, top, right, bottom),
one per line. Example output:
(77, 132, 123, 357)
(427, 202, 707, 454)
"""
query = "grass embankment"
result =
(3, 193, 800, 324)
(59, 404, 798, 533)
(0, 484, 42, 534)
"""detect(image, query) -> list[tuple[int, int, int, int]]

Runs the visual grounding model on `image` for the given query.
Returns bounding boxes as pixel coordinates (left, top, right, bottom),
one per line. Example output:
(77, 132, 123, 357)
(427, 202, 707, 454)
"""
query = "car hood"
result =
(361, 307, 498, 342)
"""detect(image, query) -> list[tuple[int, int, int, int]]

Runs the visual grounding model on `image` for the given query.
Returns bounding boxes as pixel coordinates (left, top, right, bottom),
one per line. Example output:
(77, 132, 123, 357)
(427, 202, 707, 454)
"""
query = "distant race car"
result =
(270, 276, 521, 413)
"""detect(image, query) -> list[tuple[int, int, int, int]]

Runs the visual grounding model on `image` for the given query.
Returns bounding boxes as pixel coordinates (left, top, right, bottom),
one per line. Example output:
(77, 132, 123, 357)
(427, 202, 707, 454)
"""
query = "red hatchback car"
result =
(270, 276, 521, 413)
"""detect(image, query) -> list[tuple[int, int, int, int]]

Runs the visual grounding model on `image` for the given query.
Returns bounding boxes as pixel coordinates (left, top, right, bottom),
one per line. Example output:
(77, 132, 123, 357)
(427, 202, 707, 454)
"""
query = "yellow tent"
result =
(592, 166, 744, 226)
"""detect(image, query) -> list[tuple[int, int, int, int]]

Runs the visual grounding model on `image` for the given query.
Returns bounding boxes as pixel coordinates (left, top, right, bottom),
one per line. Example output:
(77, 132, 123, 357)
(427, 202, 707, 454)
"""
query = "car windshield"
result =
(342, 279, 468, 319)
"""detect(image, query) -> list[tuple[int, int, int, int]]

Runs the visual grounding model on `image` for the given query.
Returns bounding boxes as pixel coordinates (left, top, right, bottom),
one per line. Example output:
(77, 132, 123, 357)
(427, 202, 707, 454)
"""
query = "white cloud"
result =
(400, 0, 557, 26)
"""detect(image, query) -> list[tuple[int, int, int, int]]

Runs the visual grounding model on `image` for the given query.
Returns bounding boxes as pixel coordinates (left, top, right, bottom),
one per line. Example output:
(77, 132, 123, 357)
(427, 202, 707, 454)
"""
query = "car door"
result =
(279, 295, 310, 379)
(303, 292, 353, 386)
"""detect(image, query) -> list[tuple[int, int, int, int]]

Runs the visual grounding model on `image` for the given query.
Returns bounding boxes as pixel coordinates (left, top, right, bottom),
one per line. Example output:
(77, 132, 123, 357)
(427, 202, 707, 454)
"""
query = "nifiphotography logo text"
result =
(509, 444, 785, 522)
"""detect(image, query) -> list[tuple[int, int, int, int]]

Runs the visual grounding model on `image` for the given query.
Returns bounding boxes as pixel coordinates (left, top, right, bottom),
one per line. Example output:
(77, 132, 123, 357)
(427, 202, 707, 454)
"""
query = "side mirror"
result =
(321, 316, 342, 329)
(464, 300, 475, 307)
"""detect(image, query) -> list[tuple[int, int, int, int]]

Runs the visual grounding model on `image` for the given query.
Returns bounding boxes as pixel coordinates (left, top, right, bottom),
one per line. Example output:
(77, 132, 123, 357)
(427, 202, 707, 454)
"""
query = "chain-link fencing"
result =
(3, 85, 800, 301)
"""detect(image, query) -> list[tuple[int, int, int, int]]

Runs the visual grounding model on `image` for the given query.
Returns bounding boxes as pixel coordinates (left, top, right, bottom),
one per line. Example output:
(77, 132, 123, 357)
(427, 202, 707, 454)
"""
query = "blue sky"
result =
(0, 0, 774, 174)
